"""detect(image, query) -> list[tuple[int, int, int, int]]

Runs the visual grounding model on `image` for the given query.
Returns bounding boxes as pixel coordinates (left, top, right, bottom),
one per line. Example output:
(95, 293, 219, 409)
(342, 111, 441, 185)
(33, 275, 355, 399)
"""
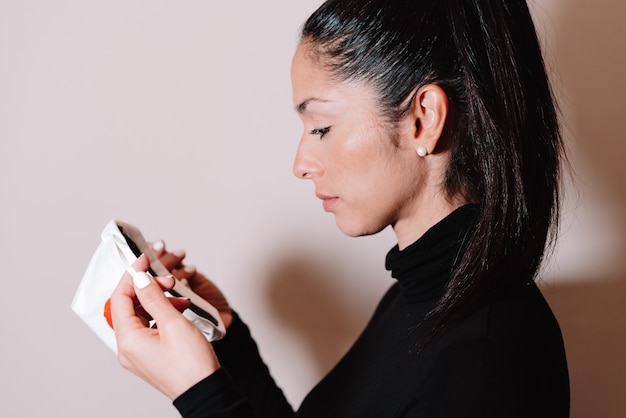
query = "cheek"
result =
(345, 161, 405, 220)
(323, 137, 368, 186)
(357, 150, 419, 216)
(332, 154, 412, 236)
(335, 129, 388, 176)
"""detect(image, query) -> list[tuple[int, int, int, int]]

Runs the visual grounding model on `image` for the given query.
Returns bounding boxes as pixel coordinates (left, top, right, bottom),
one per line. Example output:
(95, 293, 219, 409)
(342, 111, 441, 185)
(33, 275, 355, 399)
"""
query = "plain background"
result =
(1, 1, 625, 417)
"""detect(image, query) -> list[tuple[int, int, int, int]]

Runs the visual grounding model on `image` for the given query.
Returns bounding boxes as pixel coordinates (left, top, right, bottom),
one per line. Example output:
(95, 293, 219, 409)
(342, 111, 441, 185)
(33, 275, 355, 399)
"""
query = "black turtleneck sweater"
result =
(174, 206, 570, 417)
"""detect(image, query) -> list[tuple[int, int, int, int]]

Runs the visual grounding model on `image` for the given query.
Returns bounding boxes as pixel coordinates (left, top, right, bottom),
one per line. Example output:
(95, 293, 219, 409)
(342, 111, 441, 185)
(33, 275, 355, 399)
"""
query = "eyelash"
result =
(309, 126, 331, 140)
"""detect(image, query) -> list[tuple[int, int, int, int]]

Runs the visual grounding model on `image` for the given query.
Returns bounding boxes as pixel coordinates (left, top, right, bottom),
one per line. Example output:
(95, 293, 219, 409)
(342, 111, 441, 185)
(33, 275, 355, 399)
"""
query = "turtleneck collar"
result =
(385, 205, 478, 303)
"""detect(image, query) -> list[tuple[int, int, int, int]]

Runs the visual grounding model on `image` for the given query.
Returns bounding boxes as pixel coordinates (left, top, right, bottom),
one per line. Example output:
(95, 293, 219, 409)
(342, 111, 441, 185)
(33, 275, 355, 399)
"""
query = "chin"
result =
(335, 217, 385, 238)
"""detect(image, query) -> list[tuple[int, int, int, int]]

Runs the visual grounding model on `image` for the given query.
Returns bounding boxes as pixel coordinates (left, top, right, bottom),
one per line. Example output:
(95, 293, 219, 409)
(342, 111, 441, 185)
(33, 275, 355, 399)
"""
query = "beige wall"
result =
(1, 1, 624, 417)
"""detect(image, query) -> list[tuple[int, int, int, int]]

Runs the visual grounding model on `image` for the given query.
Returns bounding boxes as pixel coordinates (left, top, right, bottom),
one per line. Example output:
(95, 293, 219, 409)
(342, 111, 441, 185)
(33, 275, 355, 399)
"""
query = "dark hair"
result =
(301, 0, 564, 343)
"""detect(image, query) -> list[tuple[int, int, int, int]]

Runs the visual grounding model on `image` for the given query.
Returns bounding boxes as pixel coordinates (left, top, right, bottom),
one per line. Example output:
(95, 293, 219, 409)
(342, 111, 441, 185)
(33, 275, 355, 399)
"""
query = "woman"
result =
(110, 0, 570, 416)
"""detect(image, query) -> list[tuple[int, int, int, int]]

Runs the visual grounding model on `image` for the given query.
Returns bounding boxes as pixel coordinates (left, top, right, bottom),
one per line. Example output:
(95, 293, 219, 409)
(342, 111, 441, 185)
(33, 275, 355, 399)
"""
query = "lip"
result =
(316, 192, 339, 212)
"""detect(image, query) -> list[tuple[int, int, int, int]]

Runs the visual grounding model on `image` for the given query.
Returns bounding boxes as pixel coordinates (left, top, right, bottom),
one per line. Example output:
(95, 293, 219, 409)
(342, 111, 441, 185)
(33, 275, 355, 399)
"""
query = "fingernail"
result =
(133, 271, 152, 289)
(152, 240, 164, 252)
(184, 265, 196, 274)
(173, 249, 186, 258)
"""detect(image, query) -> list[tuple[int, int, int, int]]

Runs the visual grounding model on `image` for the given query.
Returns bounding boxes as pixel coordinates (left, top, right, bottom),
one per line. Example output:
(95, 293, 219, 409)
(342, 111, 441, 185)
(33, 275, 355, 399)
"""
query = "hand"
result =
(110, 255, 221, 400)
(152, 240, 233, 329)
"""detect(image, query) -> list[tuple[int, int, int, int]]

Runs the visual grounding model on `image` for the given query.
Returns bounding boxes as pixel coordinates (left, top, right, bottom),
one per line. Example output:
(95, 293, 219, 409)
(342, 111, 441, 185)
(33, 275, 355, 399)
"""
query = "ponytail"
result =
(415, 0, 564, 342)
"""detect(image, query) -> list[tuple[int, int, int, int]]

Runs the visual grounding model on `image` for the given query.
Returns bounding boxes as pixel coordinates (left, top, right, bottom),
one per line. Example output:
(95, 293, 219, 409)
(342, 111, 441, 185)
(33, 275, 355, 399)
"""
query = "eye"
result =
(309, 126, 331, 140)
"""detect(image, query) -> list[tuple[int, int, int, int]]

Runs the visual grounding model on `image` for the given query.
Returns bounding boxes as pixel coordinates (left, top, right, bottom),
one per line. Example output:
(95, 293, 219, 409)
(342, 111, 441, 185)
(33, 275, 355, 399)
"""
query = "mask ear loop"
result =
(113, 238, 151, 284)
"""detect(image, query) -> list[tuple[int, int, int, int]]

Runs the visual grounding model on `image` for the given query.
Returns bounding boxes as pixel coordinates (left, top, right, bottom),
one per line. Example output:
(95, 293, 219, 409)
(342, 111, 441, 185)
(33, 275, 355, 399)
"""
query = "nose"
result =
(292, 135, 322, 179)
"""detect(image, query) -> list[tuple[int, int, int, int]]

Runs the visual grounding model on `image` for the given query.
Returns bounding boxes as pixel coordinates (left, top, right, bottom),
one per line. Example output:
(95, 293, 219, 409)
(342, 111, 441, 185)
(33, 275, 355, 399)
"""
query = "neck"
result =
(393, 195, 467, 250)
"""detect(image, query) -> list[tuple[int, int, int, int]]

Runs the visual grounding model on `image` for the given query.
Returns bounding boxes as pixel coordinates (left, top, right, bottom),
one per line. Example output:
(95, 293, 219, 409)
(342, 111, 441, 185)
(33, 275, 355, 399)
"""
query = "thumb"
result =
(132, 271, 180, 325)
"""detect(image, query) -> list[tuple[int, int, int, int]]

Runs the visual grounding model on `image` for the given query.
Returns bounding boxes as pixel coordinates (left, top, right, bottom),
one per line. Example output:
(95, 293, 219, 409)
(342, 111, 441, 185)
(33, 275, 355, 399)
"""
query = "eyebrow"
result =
(295, 97, 329, 114)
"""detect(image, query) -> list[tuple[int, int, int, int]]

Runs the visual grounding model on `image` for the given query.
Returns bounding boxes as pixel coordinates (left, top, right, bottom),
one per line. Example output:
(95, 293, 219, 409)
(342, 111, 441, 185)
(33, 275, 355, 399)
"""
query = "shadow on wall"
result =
(264, 255, 378, 379)
(540, 1, 626, 417)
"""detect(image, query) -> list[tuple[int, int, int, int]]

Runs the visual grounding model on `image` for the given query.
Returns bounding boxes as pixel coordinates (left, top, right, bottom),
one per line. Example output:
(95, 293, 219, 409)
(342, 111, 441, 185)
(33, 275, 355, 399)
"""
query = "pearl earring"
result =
(416, 146, 428, 157)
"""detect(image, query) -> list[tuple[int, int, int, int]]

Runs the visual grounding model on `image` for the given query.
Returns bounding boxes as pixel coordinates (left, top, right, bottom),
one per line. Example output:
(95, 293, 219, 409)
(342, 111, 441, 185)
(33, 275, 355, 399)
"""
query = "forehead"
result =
(290, 44, 376, 114)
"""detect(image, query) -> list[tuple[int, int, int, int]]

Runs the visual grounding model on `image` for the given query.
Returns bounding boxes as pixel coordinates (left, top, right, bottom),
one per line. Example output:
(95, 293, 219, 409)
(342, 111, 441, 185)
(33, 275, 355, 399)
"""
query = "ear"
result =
(402, 84, 448, 155)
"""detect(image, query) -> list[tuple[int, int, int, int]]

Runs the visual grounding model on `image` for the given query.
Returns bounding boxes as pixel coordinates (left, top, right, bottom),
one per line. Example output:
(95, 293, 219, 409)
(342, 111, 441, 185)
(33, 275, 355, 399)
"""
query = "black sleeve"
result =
(173, 368, 255, 418)
(173, 312, 295, 418)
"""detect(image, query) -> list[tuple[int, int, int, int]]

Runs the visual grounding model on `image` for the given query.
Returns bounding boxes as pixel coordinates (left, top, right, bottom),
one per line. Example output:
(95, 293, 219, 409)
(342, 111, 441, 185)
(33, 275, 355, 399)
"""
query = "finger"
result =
(132, 253, 151, 275)
(133, 304, 153, 327)
(109, 273, 174, 330)
(159, 250, 186, 271)
(131, 275, 177, 327)
(171, 264, 196, 280)
(131, 269, 183, 328)
(135, 296, 190, 323)
(185, 270, 212, 288)
(151, 240, 166, 257)
(154, 274, 176, 291)
(110, 254, 152, 332)
(169, 297, 191, 313)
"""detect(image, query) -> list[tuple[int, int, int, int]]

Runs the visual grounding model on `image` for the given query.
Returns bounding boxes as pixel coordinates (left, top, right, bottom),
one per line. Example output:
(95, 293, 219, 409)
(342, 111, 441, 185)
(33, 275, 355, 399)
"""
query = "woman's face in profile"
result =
(290, 44, 427, 239)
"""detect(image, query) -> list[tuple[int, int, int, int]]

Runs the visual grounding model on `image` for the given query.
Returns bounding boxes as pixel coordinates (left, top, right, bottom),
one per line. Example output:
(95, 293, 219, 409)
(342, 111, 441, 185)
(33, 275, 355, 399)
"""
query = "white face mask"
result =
(71, 219, 225, 353)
